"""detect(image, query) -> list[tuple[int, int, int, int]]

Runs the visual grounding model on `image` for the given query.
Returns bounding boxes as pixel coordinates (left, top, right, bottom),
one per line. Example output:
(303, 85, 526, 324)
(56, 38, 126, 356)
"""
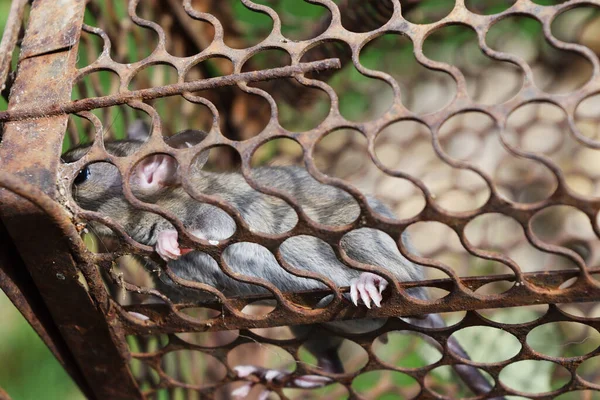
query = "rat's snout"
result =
(132, 154, 179, 192)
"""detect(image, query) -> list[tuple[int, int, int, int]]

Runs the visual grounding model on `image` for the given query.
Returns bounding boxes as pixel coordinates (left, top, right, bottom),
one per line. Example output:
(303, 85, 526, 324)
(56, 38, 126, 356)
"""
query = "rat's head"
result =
(63, 139, 150, 211)
(69, 161, 125, 211)
(63, 129, 208, 211)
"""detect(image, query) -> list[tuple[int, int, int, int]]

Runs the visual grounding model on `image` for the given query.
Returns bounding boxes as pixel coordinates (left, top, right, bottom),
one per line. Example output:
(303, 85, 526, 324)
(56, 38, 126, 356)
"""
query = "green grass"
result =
(0, 291, 84, 400)
(0, 0, 12, 111)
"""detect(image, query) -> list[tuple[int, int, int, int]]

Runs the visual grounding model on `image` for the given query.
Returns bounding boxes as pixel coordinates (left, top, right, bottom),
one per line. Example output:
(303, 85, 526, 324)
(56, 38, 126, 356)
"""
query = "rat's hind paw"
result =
(350, 272, 388, 308)
(155, 229, 181, 261)
(232, 365, 331, 399)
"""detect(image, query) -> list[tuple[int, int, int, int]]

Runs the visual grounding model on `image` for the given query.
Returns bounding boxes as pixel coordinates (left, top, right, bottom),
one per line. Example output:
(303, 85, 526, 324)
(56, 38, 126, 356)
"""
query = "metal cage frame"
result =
(1, 0, 600, 398)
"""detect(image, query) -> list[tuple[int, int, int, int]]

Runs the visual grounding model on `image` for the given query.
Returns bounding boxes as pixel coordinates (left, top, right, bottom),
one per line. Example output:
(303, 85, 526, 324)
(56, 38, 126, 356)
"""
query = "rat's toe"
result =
(365, 282, 383, 307)
(233, 365, 259, 378)
(293, 375, 332, 388)
(351, 272, 389, 308)
(156, 230, 181, 260)
(358, 282, 372, 309)
(257, 390, 270, 400)
(350, 279, 359, 306)
(231, 383, 253, 399)
(264, 369, 286, 382)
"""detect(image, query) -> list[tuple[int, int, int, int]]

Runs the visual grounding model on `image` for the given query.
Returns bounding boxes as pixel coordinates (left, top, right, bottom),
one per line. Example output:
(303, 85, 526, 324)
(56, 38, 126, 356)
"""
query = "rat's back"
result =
(164, 165, 427, 302)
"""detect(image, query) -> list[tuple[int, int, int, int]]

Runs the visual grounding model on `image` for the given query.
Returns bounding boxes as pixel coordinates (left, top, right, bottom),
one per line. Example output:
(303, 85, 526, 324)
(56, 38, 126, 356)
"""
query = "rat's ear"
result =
(127, 119, 151, 141)
(131, 154, 179, 192)
(164, 129, 209, 168)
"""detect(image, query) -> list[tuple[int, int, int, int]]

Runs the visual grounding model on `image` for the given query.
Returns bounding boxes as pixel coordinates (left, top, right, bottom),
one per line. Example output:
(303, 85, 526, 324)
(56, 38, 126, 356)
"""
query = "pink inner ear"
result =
(132, 154, 179, 191)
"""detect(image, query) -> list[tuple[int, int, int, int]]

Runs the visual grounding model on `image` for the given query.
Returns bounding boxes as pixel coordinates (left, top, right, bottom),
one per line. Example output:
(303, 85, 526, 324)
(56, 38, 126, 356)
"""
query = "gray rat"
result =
(63, 126, 502, 398)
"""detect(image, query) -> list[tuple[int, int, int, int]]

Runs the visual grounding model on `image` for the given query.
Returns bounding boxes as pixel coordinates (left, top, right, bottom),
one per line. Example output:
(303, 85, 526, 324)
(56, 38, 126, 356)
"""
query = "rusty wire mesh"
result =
(2, 0, 600, 399)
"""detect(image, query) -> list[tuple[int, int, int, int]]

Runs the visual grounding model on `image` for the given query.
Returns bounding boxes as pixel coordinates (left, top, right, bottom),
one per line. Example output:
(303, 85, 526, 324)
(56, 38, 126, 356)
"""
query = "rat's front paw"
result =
(350, 272, 388, 309)
(156, 229, 181, 261)
(232, 365, 331, 399)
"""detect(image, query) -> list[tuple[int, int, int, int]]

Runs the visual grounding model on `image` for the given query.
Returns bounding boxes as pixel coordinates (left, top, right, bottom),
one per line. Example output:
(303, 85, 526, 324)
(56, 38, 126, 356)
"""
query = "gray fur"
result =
(64, 140, 427, 302)
(62, 133, 500, 396)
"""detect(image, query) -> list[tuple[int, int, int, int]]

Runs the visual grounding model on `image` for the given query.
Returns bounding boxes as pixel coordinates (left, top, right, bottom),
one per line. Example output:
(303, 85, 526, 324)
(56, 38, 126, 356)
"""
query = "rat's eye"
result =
(74, 166, 91, 185)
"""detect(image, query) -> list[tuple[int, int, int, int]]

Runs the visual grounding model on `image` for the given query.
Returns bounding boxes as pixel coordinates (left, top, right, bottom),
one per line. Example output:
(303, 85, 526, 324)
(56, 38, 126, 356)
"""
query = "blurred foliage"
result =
(0, 291, 84, 399)
(0, 0, 12, 111)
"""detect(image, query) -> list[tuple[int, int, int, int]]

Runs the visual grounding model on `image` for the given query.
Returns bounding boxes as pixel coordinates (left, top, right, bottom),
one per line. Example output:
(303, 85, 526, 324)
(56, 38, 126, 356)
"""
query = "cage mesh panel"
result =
(2, 0, 600, 399)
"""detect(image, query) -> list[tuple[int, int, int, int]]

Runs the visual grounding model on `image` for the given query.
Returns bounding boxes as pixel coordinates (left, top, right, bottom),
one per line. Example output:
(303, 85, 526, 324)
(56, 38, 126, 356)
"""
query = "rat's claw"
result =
(233, 365, 259, 378)
(234, 365, 286, 382)
(127, 311, 150, 321)
(264, 369, 285, 382)
(350, 281, 359, 306)
(293, 375, 332, 388)
(358, 281, 372, 309)
(257, 391, 270, 400)
(231, 383, 271, 400)
(366, 277, 387, 307)
(156, 230, 181, 261)
(366, 283, 382, 308)
(230, 383, 253, 399)
(350, 272, 388, 309)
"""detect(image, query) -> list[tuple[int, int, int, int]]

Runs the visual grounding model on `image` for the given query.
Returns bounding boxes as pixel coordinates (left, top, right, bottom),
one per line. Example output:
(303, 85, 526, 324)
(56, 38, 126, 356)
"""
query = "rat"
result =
(63, 125, 503, 399)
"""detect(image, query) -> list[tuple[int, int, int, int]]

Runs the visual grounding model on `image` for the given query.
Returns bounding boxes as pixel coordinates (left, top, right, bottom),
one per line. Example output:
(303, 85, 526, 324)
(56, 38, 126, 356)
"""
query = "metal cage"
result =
(1, 0, 600, 399)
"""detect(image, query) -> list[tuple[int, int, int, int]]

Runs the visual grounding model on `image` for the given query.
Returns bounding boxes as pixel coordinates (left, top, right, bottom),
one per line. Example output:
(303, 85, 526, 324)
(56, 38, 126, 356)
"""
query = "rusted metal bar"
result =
(0, 222, 95, 399)
(139, 267, 600, 308)
(165, 0, 212, 53)
(266, 0, 413, 105)
(121, 268, 600, 335)
(0, 0, 28, 93)
(335, 0, 395, 32)
(0, 0, 141, 398)
(0, 58, 340, 122)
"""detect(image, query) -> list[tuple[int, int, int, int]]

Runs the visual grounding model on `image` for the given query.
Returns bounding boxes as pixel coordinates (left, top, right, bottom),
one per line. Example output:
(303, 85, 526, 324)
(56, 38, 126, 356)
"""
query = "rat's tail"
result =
(408, 313, 506, 400)
(300, 334, 345, 373)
